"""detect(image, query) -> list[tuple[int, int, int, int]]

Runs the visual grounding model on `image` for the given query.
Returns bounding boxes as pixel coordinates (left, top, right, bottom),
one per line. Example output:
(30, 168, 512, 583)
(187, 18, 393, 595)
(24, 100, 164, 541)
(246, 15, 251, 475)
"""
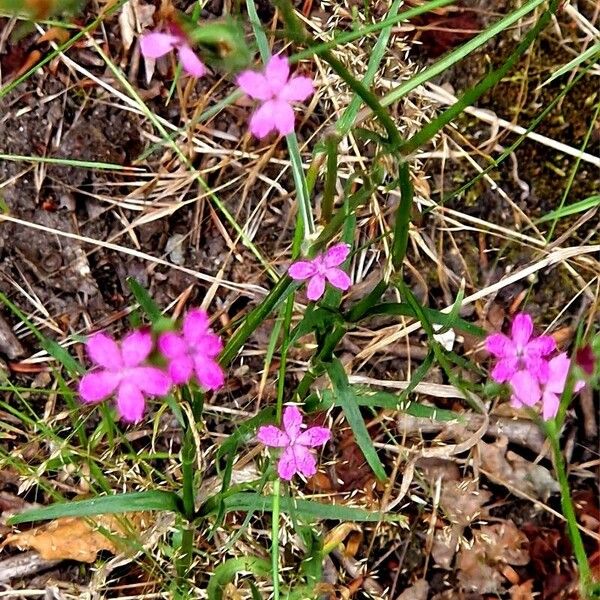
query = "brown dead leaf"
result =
(397, 579, 429, 600)
(456, 521, 529, 594)
(478, 437, 559, 500)
(3, 513, 149, 563)
(510, 579, 534, 600)
(432, 479, 491, 568)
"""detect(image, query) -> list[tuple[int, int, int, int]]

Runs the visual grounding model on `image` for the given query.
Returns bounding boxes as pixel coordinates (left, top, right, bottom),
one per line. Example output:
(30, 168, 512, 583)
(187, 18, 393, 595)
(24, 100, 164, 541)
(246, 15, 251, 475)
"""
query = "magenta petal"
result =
(236, 70, 272, 100)
(282, 405, 303, 441)
(196, 333, 223, 358)
(183, 309, 210, 345)
(525, 335, 556, 357)
(277, 446, 298, 480)
(265, 55, 290, 95)
(129, 367, 171, 397)
(525, 356, 550, 382)
(306, 274, 326, 301)
(116, 381, 145, 423)
(541, 390, 559, 420)
(86, 332, 123, 370)
(296, 426, 331, 447)
(79, 370, 121, 403)
(491, 357, 518, 383)
(510, 370, 541, 407)
(121, 330, 153, 367)
(193, 355, 224, 391)
(271, 100, 295, 136)
(511, 313, 533, 347)
(293, 445, 317, 479)
(323, 243, 350, 268)
(325, 267, 351, 291)
(168, 355, 194, 385)
(279, 76, 314, 102)
(485, 333, 514, 359)
(257, 425, 289, 448)
(249, 101, 277, 138)
(288, 260, 317, 280)
(158, 332, 187, 359)
(140, 32, 178, 59)
(178, 44, 206, 77)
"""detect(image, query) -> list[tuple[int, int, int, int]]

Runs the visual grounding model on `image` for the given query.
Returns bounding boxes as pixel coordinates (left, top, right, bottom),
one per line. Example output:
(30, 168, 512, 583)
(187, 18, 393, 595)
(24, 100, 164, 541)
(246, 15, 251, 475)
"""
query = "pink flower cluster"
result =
(139, 28, 313, 139)
(79, 309, 224, 423)
(486, 313, 584, 420)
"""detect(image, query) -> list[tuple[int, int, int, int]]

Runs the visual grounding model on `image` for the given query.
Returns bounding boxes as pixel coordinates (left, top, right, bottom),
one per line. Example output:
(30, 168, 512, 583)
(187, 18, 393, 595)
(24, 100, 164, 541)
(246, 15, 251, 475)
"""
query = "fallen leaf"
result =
(478, 436, 559, 500)
(397, 579, 429, 600)
(510, 579, 534, 600)
(3, 513, 149, 563)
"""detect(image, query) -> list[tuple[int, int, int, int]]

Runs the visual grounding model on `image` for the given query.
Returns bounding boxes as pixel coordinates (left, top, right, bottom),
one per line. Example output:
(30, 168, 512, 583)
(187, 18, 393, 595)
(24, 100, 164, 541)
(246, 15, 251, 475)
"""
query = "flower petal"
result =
(85, 332, 123, 370)
(292, 445, 317, 479)
(249, 101, 277, 138)
(158, 332, 187, 359)
(178, 44, 206, 77)
(271, 100, 295, 136)
(306, 274, 326, 301)
(168, 355, 194, 385)
(121, 330, 153, 367)
(288, 260, 317, 280)
(525, 356, 551, 382)
(323, 243, 350, 268)
(116, 381, 145, 423)
(236, 69, 272, 100)
(541, 390, 559, 420)
(296, 426, 331, 447)
(485, 333, 514, 359)
(183, 309, 210, 345)
(282, 405, 303, 441)
(193, 354, 225, 391)
(324, 267, 351, 291)
(79, 370, 121, 403)
(510, 370, 541, 407)
(129, 367, 171, 397)
(511, 313, 533, 348)
(490, 357, 518, 383)
(140, 32, 179, 59)
(277, 446, 298, 480)
(279, 75, 314, 102)
(196, 333, 223, 358)
(525, 334, 556, 357)
(256, 425, 289, 448)
(265, 55, 290, 95)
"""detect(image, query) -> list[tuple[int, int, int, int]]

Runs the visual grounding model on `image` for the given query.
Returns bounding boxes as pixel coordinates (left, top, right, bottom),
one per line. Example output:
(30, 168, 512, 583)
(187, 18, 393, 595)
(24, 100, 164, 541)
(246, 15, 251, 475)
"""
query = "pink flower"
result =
(236, 55, 314, 138)
(158, 309, 224, 391)
(79, 331, 171, 423)
(140, 28, 205, 77)
(288, 243, 352, 301)
(511, 353, 585, 420)
(257, 405, 330, 480)
(485, 313, 556, 383)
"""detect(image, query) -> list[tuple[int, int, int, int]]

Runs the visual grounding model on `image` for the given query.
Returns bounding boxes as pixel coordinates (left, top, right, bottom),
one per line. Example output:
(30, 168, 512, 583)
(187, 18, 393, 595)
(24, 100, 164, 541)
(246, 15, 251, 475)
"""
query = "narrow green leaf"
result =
(8, 490, 183, 524)
(391, 161, 413, 269)
(325, 359, 387, 481)
(209, 492, 403, 523)
(126, 277, 162, 322)
(207, 557, 270, 600)
(536, 194, 600, 223)
(539, 41, 600, 88)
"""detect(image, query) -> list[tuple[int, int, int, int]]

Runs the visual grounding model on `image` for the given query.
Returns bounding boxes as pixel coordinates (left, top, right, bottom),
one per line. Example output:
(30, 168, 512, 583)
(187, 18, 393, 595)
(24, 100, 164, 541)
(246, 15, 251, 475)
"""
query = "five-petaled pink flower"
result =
(288, 243, 352, 301)
(485, 313, 555, 383)
(158, 309, 224, 391)
(140, 27, 205, 77)
(257, 405, 330, 480)
(79, 331, 171, 423)
(511, 353, 584, 420)
(237, 55, 314, 138)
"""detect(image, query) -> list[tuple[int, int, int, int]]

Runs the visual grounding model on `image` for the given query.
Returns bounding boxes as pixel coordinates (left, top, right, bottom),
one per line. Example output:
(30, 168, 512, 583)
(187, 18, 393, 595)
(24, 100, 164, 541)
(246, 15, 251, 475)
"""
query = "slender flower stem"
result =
(545, 419, 591, 595)
(271, 477, 281, 599)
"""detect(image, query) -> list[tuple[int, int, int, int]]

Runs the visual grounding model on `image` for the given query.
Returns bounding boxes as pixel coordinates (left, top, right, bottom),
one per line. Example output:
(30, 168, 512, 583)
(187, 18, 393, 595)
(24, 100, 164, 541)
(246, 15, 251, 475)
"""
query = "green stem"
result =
(271, 478, 281, 599)
(545, 420, 591, 594)
(391, 161, 413, 270)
